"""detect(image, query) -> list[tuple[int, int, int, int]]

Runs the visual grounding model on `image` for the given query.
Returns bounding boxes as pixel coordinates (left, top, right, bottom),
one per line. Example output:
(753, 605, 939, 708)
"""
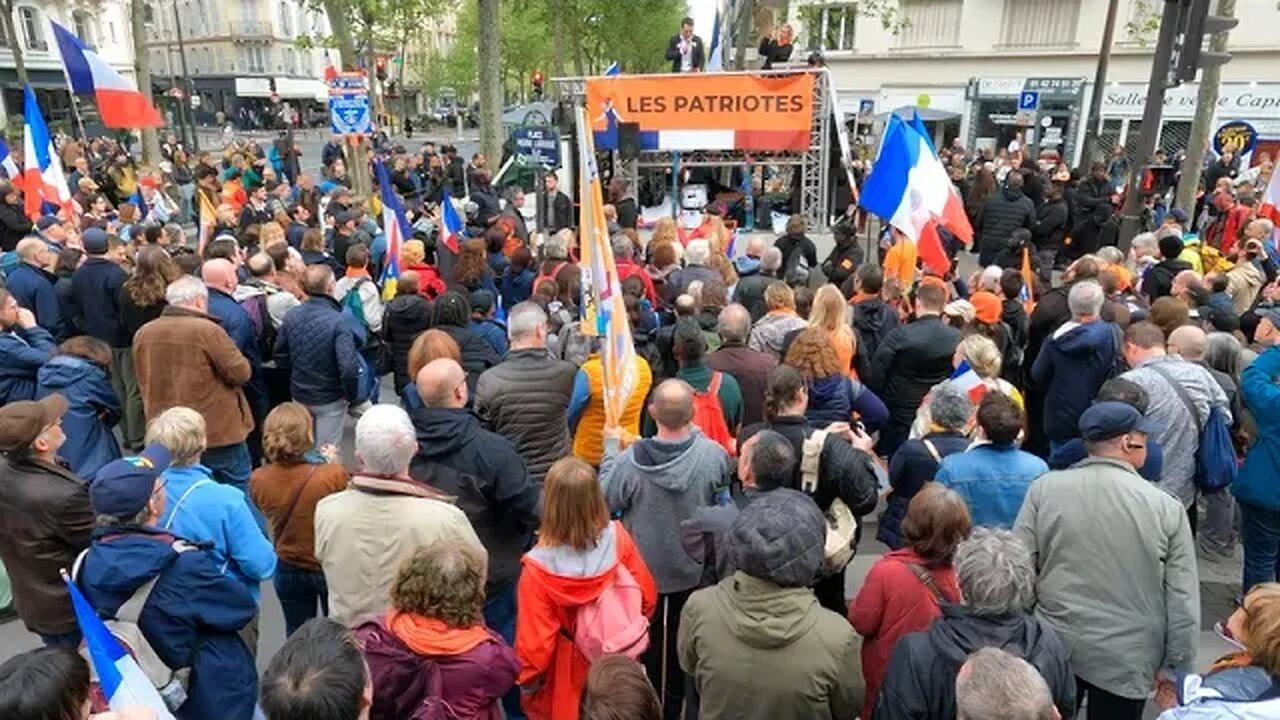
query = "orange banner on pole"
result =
(585, 72, 816, 151)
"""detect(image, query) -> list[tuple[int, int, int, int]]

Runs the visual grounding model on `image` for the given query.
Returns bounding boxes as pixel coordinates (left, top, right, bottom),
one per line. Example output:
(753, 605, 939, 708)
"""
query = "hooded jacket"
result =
(852, 296, 901, 380)
(0, 324, 55, 406)
(873, 605, 1076, 720)
(69, 256, 128, 347)
(878, 432, 970, 549)
(515, 522, 657, 720)
(600, 431, 731, 594)
(976, 187, 1036, 264)
(734, 269, 778, 321)
(1144, 257, 1194, 302)
(437, 323, 502, 394)
(474, 348, 577, 485)
(409, 407, 540, 592)
(1158, 665, 1280, 720)
(869, 316, 962, 435)
(36, 355, 121, 478)
(77, 527, 258, 720)
(6, 262, 65, 339)
(382, 293, 434, 393)
(1030, 320, 1121, 442)
(1237, 346, 1280, 511)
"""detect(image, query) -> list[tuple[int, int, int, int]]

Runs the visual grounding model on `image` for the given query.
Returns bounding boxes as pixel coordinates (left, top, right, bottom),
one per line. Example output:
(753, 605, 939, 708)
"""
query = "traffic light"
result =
(532, 70, 544, 100)
(1174, 0, 1238, 84)
(375, 57, 388, 81)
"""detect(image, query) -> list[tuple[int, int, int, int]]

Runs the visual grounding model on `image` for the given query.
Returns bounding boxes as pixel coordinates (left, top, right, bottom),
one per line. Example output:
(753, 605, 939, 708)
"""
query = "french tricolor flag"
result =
(52, 21, 164, 129)
(439, 188, 464, 255)
(23, 85, 73, 221)
(0, 139, 19, 180)
(860, 114, 973, 275)
(63, 574, 176, 719)
(950, 360, 988, 405)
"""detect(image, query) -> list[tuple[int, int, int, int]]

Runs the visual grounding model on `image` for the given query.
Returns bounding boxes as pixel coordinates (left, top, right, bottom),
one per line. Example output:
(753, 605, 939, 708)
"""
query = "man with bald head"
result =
(5, 237, 63, 339)
(409, 358, 539, 661)
(708, 303, 777, 426)
(600, 377, 731, 713)
(274, 263, 362, 448)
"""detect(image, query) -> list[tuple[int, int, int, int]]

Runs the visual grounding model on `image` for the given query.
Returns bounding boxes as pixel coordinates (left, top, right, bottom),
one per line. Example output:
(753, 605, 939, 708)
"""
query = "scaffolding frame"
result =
(552, 69, 833, 231)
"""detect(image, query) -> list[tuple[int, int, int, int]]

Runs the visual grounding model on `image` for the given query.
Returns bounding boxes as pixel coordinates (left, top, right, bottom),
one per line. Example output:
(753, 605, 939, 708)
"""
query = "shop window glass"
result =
(896, 0, 962, 48)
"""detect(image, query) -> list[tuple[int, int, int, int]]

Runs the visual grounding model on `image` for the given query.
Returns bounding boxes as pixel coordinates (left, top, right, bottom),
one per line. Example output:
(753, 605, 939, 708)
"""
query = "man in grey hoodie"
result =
(601, 378, 732, 720)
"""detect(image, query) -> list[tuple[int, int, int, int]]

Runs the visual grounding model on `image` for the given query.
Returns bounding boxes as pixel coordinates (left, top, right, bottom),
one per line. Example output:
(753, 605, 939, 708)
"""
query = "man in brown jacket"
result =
(0, 394, 94, 647)
(133, 275, 255, 492)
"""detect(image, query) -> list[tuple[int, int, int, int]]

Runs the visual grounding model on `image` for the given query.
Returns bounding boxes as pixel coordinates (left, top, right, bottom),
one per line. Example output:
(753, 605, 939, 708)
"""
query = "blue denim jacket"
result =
(935, 443, 1048, 528)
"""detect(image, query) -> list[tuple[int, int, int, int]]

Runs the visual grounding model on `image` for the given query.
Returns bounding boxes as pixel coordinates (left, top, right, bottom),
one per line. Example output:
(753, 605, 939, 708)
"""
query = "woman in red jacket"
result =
(515, 457, 657, 720)
(849, 484, 972, 719)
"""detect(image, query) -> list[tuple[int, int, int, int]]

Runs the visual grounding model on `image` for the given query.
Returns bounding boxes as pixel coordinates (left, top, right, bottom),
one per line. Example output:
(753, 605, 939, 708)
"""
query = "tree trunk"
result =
(130, 0, 161, 165)
(321, 0, 371, 199)
(0, 1, 28, 87)
(477, 0, 503, 165)
(1174, 0, 1236, 213)
(550, 0, 565, 91)
(734, 0, 755, 70)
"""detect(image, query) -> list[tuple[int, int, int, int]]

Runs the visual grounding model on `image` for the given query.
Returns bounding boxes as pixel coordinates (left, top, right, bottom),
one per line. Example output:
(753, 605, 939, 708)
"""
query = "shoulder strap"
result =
(800, 429, 829, 494)
(907, 562, 946, 603)
(162, 479, 215, 531)
(270, 465, 321, 543)
(922, 439, 943, 464)
(1147, 364, 1203, 432)
(706, 371, 722, 396)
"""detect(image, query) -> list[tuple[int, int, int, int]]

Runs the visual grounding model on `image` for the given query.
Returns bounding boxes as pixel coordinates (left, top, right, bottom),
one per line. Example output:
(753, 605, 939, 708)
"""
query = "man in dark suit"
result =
(665, 17, 705, 73)
(539, 172, 573, 235)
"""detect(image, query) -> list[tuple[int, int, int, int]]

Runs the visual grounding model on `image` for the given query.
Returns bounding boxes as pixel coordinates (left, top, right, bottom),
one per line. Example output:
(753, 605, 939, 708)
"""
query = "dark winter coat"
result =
(274, 295, 361, 406)
(0, 200, 32, 251)
(733, 269, 779, 322)
(877, 431, 970, 549)
(0, 325, 56, 405)
(36, 355, 121, 478)
(806, 375, 889, 431)
(738, 415, 880, 521)
(78, 527, 259, 720)
(6, 263, 65, 339)
(382, 293, 433, 394)
(757, 37, 794, 69)
(501, 266, 535, 310)
(1033, 196, 1070, 252)
(822, 240, 864, 288)
(70, 257, 128, 347)
(1030, 320, 1122, 442)
(868, 316, 962, 438)
(1144, 258, 1194, 302)
(116, 290, 166, 345)
(665, 33, 706, 72)
(408, 407, 540, 593)
(976, 187, 1036, 265)
(707, 344, 778, 428)
(873, 604, 1076, 720)
(852, 296, 901, 381)
(435, 323, 501, 395)
(775, 232, 819, 281)
(0, 454, 93, 635)
(474, 348, 577, 484)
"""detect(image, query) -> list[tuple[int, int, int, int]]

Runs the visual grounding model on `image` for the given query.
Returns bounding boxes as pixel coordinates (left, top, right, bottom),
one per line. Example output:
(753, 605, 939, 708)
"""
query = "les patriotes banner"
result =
(586, 72, 816, 152)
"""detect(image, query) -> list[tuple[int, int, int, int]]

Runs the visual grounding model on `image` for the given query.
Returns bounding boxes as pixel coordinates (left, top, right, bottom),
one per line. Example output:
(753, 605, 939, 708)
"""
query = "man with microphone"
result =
(666, 17, 705, 73)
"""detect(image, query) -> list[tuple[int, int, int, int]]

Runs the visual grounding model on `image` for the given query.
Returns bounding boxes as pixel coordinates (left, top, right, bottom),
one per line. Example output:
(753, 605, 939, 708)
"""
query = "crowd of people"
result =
(0, 124, 1278, 720)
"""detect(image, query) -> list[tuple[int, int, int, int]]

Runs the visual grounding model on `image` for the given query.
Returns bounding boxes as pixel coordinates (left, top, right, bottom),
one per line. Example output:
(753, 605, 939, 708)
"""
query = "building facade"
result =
(401, 13, 458, 117)
(781, 0, 1280, 165)
(0, 0, 136, 131)
(143, 0, 332, 127)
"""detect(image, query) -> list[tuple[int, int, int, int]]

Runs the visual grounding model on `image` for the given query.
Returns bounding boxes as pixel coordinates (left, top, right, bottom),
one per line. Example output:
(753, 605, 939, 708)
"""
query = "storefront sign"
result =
(585, 72, 816, 151)
(1214, 120, 1259, 155)
(1101, 83, 1280, 121)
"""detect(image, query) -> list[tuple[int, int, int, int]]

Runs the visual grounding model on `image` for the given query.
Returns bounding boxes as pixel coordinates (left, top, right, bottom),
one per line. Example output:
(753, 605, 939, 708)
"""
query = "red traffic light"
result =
(532, 70, 544, 86)
(376, 58, 387, 69)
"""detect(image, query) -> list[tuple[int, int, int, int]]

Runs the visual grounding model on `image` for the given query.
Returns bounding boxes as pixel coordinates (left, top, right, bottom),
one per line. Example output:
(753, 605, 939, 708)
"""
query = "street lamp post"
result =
(171, 0, 198, 153)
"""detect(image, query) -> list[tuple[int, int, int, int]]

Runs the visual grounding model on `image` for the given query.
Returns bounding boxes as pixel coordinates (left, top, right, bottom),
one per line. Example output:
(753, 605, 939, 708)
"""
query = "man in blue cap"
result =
(1015, 401, 1199, 720)
(76, 445, 259, 720)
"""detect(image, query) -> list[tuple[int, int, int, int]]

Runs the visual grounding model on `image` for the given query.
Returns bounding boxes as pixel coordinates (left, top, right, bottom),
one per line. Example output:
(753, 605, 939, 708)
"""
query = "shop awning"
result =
(274, 77, 328, 102)
(235, 77, 272, 98)
(875, 105, 961, 122)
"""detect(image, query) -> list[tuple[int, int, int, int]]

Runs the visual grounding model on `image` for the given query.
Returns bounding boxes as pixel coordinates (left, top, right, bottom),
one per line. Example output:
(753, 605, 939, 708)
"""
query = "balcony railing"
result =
(234, 20, 272, 38)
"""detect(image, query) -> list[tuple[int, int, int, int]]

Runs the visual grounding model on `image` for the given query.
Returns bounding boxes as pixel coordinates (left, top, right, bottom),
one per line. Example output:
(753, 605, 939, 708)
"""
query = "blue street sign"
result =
(329, 93, 371, 135)
(1018, 91, 1040, 111)
(513, 126, 561, 168)
(858, 99, 875, 115)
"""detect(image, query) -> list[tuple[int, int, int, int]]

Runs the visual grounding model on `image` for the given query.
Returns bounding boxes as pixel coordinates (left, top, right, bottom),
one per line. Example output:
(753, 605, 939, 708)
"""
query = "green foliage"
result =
(1125, 0, 1161, 45)
(300, 0, 452, 53)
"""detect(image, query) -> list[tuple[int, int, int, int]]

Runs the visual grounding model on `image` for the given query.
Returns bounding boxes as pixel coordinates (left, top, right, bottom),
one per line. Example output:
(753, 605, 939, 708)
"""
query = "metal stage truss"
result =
(552, 69, 834, 232)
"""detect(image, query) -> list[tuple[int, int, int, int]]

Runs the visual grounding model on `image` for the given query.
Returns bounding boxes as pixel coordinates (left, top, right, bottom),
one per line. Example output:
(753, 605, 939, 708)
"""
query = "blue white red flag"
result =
(949, 360, 987, 404)
(0, 139, 19, 180)
(603, 61, 621, 76)
(374, 159, 412, 300)
(439, 188, 464, 255)
(52, 21, 163, 129)
(22, 85, 73, 221)
(63, 574, 176, 719)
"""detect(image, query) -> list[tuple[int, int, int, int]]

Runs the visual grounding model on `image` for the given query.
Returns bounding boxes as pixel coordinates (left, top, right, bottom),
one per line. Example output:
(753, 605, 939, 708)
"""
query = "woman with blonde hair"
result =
(783, 326, 887, 429)
(649, 216, 678, 250)
(1157, 583, 1280, 718)
(910, 332, 1023, 439)
(399, 238, 447, 299)
(359, 544, 519, 719)
(809, 284, 857, 373)
(515, 458, 657, 720)
(249, 402, 349, 636)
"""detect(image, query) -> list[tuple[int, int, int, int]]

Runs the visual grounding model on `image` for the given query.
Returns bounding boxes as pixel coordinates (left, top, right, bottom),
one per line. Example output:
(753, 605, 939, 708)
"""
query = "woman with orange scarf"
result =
(357, 543, 519, 719)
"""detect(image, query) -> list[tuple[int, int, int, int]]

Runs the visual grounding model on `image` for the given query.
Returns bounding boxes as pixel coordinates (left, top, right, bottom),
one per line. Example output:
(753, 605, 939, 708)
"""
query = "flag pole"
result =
(49, 20, 88, 141)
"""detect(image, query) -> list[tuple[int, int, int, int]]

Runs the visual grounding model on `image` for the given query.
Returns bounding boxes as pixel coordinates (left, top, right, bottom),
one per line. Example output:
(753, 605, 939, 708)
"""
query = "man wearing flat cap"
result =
(1015, 401, 1199, 720)
(0, 394, 94, 647)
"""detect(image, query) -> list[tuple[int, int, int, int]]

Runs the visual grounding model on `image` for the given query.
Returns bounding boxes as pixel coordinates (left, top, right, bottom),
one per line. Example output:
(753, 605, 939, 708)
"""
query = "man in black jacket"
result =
(539, 172, 573, 235)
(821, 222, 863, 289)
(734, 246, 782, 321)
(1144, 232, 1194, 302)
(0, 182, 32, 252)
(976, 172, 1036, 266)
(850, 263, 900, 381)
(1070, 163, 1114, 260)
(410, 358, 540, 652)
(869, 282, 961, 456)
(665, 17, 705, 73)
(1032, 181, 1070, 275)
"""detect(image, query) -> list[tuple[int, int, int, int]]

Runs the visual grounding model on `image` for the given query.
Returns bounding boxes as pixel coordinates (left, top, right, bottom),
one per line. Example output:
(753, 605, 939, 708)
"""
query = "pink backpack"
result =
(570, 564, 650, 661)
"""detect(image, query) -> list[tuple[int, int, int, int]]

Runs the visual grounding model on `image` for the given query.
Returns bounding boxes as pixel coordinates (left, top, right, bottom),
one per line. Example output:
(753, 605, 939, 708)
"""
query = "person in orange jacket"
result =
(515, 456, 658, 720)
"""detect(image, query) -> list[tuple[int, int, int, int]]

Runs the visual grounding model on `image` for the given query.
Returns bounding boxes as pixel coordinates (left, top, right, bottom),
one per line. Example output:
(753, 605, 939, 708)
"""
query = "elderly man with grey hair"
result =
(734, 245, 784, 321)
(474, 301, 578, 484)
(1016, 400, 1198, 720)
(315, 403, 482, 627)
(1030, 279, 1123, 450)
(665, 238, 720, 305)
(706, 303, 778, 427)
(956, 648, 1060, 720)
(874, 528, 1075, 720)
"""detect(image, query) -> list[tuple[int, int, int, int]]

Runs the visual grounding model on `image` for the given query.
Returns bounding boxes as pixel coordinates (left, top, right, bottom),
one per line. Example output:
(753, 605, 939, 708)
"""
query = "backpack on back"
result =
(1149, 364, 1238, 492)
(72, 541, 198, 713)
(355, 622, 451, 720)
(570, 562, 650, 661)
(691, 372, 736, 456)
(800, 429, 859, 575)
